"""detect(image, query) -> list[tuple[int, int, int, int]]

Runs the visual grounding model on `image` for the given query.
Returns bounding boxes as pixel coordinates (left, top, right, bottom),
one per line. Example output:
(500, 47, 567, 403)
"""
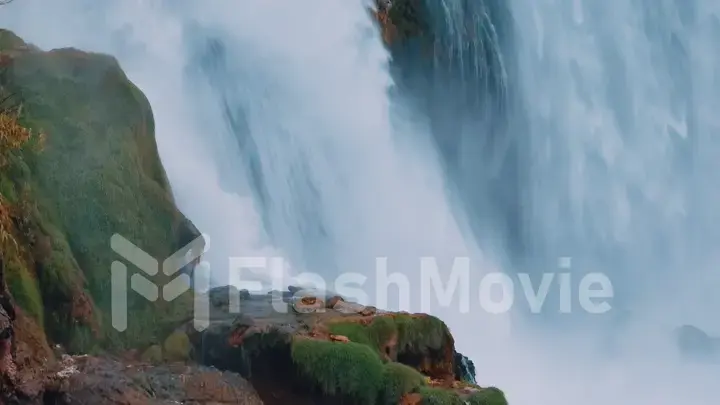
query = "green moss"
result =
(327, 322, 374, 346)
(1, 38, 200, 350)
(327, 316, 397, 352)
(467, 387, 508, 405)
(380, 362, 426, 404)
(418, 387, 464, 405)
(0, 174, 17, 203)
(327, 314, 450, 357)
(291, 338, 384, 404)
(395, 314, 449, 353)
(5, 258, 43, 325)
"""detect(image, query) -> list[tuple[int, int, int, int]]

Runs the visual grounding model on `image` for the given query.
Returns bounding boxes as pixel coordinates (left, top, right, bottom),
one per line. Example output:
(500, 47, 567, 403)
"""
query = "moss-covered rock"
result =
(380, 361, 426, 404)
(181, 289, 499, 404)
(0, 29, 200, 352)
(291, 337, 385, 404)
(327, 313, 455, 380)
(4, 256, 42, 325)
(467, 387, 508, 405)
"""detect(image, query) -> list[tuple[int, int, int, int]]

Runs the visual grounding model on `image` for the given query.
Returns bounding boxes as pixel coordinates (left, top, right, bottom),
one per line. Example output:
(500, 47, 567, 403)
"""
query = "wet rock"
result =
(291, 295, 325, 314)
(326, 295, 344, 309)
(453, 351, 477, 384)
(53, 356, 264, 404)
(332, 300, 370, 314)
(675, 325, 720, 362)
(287, 285, 303, 295)
(359, 306, 377, 317)
(209, 285, 241, 308)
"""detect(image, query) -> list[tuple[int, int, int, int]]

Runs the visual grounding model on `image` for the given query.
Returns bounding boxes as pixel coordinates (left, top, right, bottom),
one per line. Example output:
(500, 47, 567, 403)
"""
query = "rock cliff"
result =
(0, 28, 507, 405)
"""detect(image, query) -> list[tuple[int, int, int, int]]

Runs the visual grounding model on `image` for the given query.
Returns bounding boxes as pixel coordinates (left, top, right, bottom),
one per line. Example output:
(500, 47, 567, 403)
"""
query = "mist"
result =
(1, 0, 717, 404)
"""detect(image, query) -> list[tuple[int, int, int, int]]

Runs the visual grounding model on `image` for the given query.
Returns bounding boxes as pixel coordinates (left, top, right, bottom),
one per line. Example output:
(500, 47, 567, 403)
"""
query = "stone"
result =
(329, 335, 349, 343)
(326, 295, 344, 309)
(331, 300, 367, 314)
(360, 306, 377, 316)
(292, 295, 325, 314)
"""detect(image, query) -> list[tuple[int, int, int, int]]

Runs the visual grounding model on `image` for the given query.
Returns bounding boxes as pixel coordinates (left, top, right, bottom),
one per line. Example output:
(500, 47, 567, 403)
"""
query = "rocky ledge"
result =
(1, 286, 507, 405)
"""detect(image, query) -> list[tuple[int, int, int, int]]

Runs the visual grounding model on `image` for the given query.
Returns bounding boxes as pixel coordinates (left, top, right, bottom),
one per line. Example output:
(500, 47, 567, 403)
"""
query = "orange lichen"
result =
(0, 111, 44, 168)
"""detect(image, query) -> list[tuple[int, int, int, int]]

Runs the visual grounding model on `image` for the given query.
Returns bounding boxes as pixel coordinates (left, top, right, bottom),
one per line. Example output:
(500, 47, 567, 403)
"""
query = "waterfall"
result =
(1, 0, 716, 403)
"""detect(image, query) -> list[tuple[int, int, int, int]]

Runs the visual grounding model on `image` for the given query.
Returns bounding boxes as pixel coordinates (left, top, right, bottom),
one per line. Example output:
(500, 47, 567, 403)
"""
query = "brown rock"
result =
(54, 356, 265, 404)
(360, 306, 377, 316)
(329, 335, 349, 343)
(400, 392, 422, 405)
(326, 295, 344, 308)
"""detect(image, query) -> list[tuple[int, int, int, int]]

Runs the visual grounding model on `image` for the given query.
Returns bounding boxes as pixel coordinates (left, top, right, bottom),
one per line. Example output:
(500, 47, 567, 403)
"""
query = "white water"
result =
(487, 0, 719, 404)
(1, 0, 717, 404)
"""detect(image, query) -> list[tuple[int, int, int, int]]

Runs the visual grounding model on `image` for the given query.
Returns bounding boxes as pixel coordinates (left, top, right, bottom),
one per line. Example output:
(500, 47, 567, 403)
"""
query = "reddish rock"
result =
(329, 335, 349, 343)
(400, 392, 423, 405)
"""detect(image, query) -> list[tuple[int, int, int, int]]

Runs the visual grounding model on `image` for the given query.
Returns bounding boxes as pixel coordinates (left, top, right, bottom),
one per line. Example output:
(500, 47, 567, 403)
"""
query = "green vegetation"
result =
(394, 314, 449, 353)
(0, 30, 199, 351)
(327, 315, 396, 352)
(467, 387, 508, 405)
(4, 257, 43, 325)
(327, 314, 450, 356)
(418, 386, 464, 405)
(291, 338, 385, 404)
(380, 361, 426, 404)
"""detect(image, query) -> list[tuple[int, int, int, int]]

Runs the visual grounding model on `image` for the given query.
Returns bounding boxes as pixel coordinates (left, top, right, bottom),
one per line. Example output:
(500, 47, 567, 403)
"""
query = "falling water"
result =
(1, 0, 718, 403)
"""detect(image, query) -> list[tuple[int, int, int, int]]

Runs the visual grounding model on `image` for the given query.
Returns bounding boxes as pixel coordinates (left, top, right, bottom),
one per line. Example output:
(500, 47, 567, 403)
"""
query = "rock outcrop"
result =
(0, 28, 203, 402)
(169, 286, 507, 405)
(0, 28, 201, 356)
(0, 28, 508, 405)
